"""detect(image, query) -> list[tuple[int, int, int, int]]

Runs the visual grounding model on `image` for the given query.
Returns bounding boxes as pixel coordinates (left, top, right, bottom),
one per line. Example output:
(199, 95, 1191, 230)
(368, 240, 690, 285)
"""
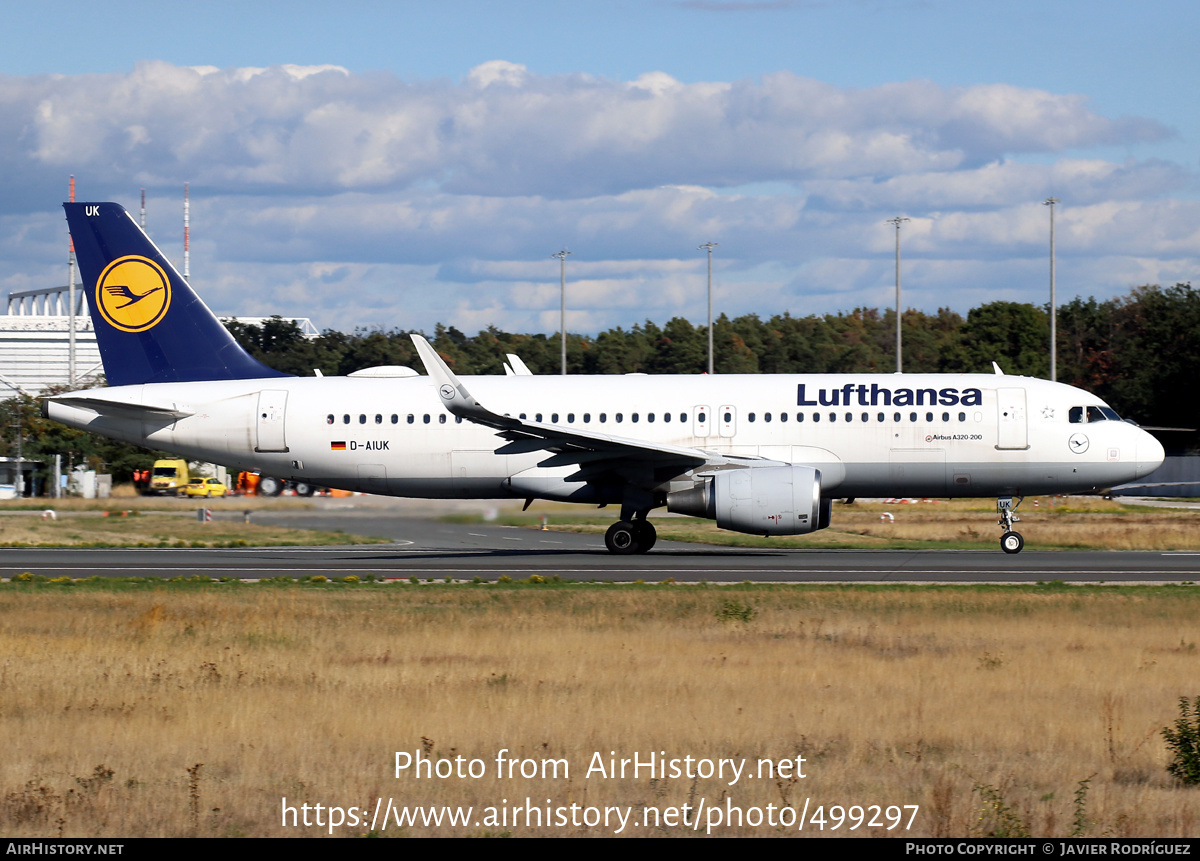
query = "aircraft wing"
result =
(411, 335, 710, 476)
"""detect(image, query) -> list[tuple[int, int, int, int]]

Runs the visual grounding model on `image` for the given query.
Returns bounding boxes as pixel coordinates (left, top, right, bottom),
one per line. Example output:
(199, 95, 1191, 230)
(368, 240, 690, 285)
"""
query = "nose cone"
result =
(1134, 430, 1165, 480)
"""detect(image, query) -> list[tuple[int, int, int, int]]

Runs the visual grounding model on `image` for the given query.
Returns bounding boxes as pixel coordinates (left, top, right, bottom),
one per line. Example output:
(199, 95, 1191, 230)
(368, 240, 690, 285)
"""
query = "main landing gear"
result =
(997, 496, 1024, 554)
(604, 517, 657, 554)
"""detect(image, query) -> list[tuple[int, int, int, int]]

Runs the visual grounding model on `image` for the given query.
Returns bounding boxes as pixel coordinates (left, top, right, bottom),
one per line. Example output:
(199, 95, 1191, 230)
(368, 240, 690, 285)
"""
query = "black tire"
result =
(604, 521, 639, 555)
(632, 520, 657, 554)
(258, 476, 283, 497)
(1000, 531, 1024, 554)
(293, 482, 315, 497)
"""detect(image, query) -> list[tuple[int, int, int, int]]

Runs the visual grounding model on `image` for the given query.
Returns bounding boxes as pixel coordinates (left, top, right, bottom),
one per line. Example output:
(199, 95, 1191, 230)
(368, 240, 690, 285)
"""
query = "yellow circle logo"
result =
(95, 256, 171, 332)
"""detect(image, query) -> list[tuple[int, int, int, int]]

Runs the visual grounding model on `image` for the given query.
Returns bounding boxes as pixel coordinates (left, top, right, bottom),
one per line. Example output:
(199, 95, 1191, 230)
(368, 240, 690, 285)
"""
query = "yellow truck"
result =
(148, 459, 190, 496)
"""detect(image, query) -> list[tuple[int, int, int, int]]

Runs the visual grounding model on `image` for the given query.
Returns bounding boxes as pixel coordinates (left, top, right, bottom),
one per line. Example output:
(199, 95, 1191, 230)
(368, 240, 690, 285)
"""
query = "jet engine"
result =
(666, 465, 830, 536)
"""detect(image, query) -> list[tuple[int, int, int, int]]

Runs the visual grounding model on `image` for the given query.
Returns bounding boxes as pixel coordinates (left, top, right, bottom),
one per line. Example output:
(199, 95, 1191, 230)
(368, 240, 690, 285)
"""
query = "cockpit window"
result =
(1070, 405, 1123, 423)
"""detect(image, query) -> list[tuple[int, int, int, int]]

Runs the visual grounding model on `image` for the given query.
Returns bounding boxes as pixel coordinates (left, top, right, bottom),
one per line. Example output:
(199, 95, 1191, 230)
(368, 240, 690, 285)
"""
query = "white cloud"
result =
(0, 62, 1193, 337)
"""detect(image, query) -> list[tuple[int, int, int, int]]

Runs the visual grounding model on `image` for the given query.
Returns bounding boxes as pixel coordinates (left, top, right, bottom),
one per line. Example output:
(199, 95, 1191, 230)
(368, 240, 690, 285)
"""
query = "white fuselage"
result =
(47, 371, 1165, 502)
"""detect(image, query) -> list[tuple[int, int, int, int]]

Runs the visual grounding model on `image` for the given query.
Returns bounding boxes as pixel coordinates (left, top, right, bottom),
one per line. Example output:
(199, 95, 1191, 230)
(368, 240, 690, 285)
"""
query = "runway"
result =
(4, 508, 1200, 582)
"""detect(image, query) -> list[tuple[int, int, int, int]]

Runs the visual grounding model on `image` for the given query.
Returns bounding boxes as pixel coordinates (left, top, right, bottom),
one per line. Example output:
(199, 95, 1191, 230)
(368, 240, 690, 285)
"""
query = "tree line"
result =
(227, 282, 1196, 431)
(2, 281, 1196, 488)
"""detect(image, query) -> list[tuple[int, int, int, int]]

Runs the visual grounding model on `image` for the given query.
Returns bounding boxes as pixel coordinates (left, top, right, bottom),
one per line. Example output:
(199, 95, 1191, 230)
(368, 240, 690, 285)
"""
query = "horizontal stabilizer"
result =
(46, 394, 194, 421)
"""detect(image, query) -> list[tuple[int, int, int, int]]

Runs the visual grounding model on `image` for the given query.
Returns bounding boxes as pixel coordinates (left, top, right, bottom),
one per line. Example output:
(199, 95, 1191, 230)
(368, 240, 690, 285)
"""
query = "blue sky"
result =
(1, 0, 1196, 337)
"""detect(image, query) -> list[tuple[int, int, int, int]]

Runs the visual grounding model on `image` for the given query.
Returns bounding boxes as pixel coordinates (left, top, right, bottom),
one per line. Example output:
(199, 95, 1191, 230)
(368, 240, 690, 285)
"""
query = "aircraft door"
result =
(718, 405, 737, 437)
(254, 390, 289, 453)
(693, 405, 711, 438)
(996, 387, 1029, 450)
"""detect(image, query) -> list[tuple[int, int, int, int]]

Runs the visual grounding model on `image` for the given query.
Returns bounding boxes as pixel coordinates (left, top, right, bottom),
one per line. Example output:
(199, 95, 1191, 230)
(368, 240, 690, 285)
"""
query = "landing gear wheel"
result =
(632, 520, 657, 554)
(293, 482, 314, 497)
(258, 476, 283, 497)
(605, 520, 639, 555)
(1000, 531, 1024, 554)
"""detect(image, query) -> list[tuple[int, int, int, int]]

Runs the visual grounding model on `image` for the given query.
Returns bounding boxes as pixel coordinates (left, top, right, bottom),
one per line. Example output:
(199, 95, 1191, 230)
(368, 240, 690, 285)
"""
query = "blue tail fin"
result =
(63, 201, 288, 387)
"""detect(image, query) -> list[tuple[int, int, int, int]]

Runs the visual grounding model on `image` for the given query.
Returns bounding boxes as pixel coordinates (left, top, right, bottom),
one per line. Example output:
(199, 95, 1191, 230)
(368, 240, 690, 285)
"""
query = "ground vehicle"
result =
(147, 459, 189, 495)
(184, 477, 228, 497)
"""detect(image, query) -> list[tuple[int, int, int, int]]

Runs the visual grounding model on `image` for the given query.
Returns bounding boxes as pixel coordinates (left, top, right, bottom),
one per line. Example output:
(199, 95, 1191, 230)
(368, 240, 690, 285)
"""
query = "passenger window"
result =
(829, 413, 836, 423)
(926, 412, 933, 422)
(845, 412, 852, 422)
(632, 413, 638, 423)
(439, 414, 446, 424)
(663, 413, 670, 423)
(680, 413, 687, 423)
(765, 413, 772, 423)
(375, 414, 382, 424)
(520, 413, 527, 420)
(942, 412, 950, 422)
(813, 413, 820, 423)
(797, 412, 804, 422)
(600, 413, 607, 423)
(407, 414, 414, 424)
(536, 413, 543, 422)
(343, 414, 350, 424)
(455, 416, 462, 424)
(568, 413, 575, 423)
(423, 414, 430, 424)
(893, 412, 901, 422)
(552, 413, 559, 423)
(647, 413, 654, 423)
(359, 414, 366, 424)
(748, 413, 756, 422)
(391, 414, 398, 424)
(909, 412, 918, 422)
(724, 411, 732, 423)
(877, 413, 885, 422)
(861, 413, 868, 422)
(584, 413, 591, 423)
(698, 412, 706, 422)
(326, 414, 334, 425)
(780, 412, 787, 423)
(616, 413, 624, 423)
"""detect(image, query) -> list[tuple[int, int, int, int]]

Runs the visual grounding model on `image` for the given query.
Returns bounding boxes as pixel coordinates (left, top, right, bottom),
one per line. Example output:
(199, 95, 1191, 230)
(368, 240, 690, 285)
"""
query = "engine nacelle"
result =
(667, 465, 828, 536)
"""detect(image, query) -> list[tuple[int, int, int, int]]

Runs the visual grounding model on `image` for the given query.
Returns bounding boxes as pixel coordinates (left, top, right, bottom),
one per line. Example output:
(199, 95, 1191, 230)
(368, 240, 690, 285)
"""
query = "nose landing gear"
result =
(997, 496, 1024, 554)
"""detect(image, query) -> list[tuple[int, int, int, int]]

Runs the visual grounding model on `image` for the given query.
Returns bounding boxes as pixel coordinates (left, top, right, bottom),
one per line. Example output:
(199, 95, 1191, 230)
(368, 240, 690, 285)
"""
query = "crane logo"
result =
(95, 255, 171, 332)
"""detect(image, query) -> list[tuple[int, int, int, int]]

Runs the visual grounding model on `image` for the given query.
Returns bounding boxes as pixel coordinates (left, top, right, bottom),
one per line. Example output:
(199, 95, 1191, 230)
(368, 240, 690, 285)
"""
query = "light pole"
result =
(886, 217, 910, 373)
(1044, 197, 1059, 382)
(552, 249, 572, 375)
(699, 242, 718, 374)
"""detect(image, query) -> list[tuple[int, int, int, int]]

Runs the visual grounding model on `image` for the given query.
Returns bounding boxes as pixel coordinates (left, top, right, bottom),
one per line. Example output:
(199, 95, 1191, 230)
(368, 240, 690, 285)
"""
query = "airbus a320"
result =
(45, 202, 1165, 554)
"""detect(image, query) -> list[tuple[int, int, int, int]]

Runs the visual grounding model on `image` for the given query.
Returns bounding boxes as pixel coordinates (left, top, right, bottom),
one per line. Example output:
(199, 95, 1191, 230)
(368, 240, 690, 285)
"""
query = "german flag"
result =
(330, 441, 346, 451)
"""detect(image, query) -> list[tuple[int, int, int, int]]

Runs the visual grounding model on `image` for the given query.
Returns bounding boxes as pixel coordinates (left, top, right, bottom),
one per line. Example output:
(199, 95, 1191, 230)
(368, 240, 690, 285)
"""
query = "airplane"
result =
(45, 201, 1165, 555)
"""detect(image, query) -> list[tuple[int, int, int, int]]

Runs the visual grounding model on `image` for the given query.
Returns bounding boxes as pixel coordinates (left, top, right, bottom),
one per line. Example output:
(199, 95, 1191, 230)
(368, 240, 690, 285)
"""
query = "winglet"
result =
(411, 334, 507, 426)
(506, 353, 534, 376)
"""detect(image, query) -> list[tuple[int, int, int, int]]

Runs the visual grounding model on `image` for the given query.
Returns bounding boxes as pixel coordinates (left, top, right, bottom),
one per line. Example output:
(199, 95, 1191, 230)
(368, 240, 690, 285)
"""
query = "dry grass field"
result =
(0, 511, 384, 547)
(1, 581, 1198, 838)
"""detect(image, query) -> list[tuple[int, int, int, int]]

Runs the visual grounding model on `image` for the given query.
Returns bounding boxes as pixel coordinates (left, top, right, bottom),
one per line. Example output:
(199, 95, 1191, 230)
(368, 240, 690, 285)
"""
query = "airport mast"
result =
(699, 242, 718, 374)
(552, 248, 572, 374)
(887, 216, 910, 373)
(183, 183, 190, 282)
(1044, 197, 1059, 382)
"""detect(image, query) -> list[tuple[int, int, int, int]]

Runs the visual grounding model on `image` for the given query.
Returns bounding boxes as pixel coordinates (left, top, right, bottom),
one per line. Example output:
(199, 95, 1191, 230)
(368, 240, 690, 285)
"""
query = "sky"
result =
(0, 0, 1196, 336)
